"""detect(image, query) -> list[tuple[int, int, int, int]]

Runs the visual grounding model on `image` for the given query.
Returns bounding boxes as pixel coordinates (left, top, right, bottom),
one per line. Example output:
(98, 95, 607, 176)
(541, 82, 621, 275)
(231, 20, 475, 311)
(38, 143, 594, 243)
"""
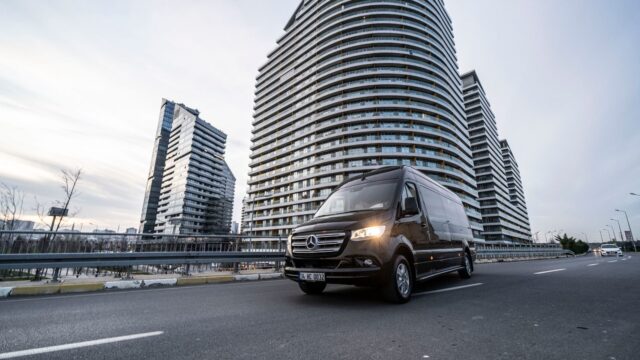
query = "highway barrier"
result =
(0, 272, 284, 298)
(0, 230, 573, 296)
(475, 242, 573, 262)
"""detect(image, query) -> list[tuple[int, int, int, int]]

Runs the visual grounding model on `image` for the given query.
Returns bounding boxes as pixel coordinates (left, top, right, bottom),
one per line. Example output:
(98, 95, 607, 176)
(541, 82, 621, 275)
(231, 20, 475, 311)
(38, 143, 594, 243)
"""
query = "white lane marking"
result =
(416, 283, 483, 296)
(534, 268, 566, 275)
(0, 331, 163, 359)
(621, 259, 627, 261)
(587, 263, 599, 267)
(608, 260, 617, 263)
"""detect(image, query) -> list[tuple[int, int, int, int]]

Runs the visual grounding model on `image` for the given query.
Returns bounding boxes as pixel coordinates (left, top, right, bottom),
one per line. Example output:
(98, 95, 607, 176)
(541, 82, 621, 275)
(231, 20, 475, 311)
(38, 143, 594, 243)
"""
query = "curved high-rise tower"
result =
(244, 0, 482, 238)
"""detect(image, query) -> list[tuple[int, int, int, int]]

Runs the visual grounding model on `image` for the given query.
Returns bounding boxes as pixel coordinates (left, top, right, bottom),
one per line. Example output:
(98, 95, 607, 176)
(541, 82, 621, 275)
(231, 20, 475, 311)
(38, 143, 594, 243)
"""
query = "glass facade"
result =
(244, 0, 482, 238)
(140, 100, 235, 235)
(139, 99, 176, 233)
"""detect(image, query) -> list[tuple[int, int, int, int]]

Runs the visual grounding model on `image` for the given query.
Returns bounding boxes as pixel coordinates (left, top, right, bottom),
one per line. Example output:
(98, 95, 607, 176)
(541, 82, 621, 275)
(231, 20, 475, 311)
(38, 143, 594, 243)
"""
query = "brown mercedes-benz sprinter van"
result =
(284, 166, 475, 303)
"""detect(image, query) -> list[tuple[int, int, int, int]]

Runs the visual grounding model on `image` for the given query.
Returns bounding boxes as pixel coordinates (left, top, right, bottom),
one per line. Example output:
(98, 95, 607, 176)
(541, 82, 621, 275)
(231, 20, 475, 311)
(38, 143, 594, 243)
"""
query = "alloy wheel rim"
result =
(396, 262, 410, 297)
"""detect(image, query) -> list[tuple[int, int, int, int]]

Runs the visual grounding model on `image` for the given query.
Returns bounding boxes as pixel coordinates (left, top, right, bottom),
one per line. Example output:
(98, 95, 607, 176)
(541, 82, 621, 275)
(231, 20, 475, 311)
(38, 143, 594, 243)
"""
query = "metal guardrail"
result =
(0, 231, 573, 281)
(0, 252, 285, 270)
(0, 231, 286, 281)
(476, 243, 574, 260)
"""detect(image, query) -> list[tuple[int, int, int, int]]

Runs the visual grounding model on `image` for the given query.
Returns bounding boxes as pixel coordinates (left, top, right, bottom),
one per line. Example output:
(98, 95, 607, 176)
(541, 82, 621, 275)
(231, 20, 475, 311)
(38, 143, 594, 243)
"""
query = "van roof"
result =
(338, 166, 404, 188)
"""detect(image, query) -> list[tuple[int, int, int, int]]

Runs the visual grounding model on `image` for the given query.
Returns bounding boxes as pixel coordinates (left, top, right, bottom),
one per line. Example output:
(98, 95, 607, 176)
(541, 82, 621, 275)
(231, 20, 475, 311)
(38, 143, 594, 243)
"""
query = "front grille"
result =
(291, 231, 347, 255)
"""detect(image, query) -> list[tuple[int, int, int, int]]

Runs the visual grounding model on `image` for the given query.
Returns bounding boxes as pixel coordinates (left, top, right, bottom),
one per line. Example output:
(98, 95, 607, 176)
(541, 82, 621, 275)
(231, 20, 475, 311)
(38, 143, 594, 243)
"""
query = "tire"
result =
(298, 281, 326, 295)
(382, 254, 413, 304)
(458, 252, 473, 279)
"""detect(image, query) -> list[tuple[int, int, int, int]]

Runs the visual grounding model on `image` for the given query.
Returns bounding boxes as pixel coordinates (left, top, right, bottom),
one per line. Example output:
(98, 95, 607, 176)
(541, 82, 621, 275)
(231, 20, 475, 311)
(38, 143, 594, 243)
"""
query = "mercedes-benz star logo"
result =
(306, 235, 319, 250)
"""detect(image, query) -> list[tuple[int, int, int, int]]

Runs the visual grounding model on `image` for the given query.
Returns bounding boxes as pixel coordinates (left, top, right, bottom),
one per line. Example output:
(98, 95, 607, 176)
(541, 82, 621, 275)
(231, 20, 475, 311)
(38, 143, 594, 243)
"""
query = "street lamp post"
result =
(598, 230, 604, 243)
(606, 224, 617, 245)
(611, 218, 624, 245)
(616, 209, 637, 252)
(580, 232, 588, 243)
(611, 218, 625, 251)
(603, 228, 612, 243)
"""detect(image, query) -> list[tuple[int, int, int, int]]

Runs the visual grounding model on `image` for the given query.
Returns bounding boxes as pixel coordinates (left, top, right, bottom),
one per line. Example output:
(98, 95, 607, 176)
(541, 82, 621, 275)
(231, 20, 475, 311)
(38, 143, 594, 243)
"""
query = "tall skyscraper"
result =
(140, 99, 235, 235)
(500, 139, 531, 236)
(140, 99, 176, 233)
(461, 71, 531, 242)
(244, 0, 482, 238)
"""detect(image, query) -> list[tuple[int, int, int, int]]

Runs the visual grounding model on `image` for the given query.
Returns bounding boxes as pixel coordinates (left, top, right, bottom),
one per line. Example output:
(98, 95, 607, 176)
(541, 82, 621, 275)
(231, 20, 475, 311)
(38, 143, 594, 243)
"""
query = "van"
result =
(284, 166, 475, 303)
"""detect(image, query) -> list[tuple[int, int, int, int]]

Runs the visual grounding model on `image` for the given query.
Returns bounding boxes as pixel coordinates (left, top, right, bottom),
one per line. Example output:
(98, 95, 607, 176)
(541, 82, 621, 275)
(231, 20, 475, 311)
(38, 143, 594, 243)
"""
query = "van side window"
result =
(419, 186, 446, 221)
(442, 197, 471, 239)
(442, 197, 464, 225)
(400, 183, 420, 214)
(418, 185, 451, 241)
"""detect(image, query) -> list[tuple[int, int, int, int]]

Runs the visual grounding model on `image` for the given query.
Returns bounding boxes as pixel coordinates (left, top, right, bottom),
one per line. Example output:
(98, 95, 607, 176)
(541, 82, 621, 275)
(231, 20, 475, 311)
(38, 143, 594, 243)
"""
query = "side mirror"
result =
(403, 197, 420, 216)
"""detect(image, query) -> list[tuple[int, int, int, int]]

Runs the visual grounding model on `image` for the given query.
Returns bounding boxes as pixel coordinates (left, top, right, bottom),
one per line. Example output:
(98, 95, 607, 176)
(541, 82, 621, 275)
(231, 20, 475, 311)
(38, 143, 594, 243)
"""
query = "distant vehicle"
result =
(599, 244, 622, 257)
(284, 166, 475, 303)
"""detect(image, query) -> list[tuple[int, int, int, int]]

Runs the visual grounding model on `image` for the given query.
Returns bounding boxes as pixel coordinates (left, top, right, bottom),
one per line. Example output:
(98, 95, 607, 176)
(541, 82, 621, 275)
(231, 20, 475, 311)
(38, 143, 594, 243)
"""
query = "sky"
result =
(0, 0, 639, 242)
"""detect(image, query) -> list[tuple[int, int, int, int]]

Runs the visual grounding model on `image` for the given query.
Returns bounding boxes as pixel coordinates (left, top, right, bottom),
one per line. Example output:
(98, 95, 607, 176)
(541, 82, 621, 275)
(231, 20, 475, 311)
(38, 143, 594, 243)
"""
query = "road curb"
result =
(11, 284, 61, 296)
(0, 287, 12, 298)
(143, 278, 178, 287)
(105, 280, 143, 290)
(234, 274, 260, 281)
(175, 275, 234, 286)
(259, 273, 283, 280)
(60, 283, 105, 294)
(0, 272, 283, 298)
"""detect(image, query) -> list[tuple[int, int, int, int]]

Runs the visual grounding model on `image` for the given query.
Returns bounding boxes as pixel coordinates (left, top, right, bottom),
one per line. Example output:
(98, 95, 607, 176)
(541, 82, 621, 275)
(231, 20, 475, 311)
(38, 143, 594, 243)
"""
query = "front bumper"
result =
(284, 265, 381, 285)
(284, 255, 384, 285)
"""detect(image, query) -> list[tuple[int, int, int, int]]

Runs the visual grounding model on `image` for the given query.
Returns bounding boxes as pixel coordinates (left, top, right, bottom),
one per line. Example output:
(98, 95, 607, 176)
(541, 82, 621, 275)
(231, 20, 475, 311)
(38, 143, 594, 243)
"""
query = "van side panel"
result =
(412, 182, 452, 271)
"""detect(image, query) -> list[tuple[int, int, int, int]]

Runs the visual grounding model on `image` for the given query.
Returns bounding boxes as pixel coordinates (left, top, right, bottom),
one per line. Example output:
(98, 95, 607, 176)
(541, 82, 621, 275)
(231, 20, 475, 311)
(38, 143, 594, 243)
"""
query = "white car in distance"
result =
(599, 244, 623, 257)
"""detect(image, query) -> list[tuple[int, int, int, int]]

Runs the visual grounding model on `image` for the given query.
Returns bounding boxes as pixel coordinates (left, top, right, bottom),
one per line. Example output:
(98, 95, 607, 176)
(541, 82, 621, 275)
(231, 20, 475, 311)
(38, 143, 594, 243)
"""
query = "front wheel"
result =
(382, 254, 413, 304)
(298, 281, 326, 295)
(458, 253, 473, 279)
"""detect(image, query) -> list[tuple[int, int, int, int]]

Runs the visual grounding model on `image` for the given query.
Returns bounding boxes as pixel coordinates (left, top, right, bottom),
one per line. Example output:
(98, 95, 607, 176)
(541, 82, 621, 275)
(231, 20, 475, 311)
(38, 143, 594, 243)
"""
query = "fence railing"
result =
(476, 242, 573, 261)
(0, 231, 286, 282)
(0, 231, 573, 282)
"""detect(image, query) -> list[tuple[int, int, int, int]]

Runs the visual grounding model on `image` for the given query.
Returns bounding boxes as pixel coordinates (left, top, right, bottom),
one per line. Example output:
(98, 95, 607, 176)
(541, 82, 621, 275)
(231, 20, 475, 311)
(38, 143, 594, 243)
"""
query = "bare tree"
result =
(51, 168, 83, 233)
(0, 183, 25, 231)
(34, 168, 82, 281)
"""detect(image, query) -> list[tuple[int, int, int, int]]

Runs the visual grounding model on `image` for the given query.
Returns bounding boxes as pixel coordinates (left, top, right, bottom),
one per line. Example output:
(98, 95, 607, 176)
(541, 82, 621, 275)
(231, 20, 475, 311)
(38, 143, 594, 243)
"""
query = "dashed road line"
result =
(587, 263, 598, 267)
(608, 260, 618, 263)
(415, 283, 483, 296)
(0, 331, 164, 359)
(534, 268, 566, 275)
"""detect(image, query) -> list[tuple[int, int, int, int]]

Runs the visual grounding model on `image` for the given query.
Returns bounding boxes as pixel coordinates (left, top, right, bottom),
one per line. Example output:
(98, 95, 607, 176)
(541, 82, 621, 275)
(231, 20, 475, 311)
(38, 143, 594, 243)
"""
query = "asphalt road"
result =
(1, 254, 638, 360)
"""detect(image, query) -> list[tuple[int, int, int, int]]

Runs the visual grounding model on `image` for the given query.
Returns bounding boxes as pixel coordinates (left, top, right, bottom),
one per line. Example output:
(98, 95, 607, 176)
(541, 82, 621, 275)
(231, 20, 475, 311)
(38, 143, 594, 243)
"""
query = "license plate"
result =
(299, 272, 325, 282)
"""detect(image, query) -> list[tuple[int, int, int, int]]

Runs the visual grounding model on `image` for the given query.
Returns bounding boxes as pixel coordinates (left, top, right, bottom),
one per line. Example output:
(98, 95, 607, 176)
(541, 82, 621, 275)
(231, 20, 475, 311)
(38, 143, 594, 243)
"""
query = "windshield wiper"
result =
(316, 209, 379, 218)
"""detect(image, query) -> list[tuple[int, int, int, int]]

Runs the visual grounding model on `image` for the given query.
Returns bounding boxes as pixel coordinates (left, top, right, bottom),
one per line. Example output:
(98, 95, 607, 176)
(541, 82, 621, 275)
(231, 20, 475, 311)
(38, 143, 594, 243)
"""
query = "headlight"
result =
(351, 225, 386, 240)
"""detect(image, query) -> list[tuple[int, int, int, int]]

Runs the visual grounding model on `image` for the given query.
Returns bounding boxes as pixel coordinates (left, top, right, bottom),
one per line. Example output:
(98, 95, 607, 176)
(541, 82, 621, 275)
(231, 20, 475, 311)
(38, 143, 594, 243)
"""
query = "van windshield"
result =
(315, 180, 397, 218)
